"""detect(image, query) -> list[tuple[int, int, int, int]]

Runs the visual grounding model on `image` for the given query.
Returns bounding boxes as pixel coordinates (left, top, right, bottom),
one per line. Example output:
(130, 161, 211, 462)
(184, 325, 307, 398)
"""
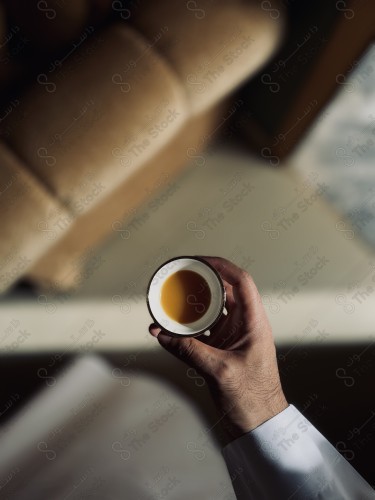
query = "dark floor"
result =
(0, 343, 374, 487)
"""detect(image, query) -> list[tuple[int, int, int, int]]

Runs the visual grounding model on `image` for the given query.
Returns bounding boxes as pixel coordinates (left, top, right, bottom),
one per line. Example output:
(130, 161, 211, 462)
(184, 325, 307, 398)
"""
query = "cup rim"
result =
(146, 256, 226, 337)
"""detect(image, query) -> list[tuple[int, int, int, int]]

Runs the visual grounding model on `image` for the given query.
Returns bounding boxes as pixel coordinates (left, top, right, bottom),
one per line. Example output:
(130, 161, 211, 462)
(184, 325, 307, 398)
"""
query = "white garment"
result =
(0, 356, 237, 500)
(222, 405, 375, 499)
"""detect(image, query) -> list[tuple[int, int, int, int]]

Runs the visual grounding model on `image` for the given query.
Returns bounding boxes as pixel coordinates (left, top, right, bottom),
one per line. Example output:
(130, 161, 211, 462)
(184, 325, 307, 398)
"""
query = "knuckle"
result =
(237, 269, 249, 282)
(244, 272, 257, 291)
(238, 269, 257, 293)
(215, 358, 236, 383)
(179, 338, 195, 361)
(240, 268, 249, 278)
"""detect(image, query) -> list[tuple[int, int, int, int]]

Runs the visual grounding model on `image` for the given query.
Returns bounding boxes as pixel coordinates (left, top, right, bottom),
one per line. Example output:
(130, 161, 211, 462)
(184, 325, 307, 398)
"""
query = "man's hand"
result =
(149, 256, 288, 440)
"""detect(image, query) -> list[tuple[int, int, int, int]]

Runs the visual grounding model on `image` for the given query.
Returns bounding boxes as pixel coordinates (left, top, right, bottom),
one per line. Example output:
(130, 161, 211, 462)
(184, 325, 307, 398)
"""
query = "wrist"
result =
(222, 390, 289, 440)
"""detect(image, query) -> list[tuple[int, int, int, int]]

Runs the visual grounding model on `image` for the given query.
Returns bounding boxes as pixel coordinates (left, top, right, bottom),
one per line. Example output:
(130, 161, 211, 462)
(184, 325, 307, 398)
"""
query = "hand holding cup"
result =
(148, 256, 288, 439)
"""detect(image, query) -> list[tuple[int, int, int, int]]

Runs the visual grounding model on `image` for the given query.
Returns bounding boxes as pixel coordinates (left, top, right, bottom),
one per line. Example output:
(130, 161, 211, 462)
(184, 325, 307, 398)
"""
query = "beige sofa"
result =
(0, 0, 283, 292)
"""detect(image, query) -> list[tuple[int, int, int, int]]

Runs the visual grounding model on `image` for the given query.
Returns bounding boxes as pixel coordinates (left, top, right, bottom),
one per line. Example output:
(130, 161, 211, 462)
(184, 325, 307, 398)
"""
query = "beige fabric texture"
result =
(130, 0, 283, 115)
(0, 1, 283, 292)
(4, 25, 188, 212)
(0, 142, 70, 293)
(26, 104, 227, 289)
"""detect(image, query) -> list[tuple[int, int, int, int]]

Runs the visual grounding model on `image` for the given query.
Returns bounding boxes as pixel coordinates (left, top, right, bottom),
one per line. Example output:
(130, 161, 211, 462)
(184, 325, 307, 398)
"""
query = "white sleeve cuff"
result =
(222, 405, 374, 500)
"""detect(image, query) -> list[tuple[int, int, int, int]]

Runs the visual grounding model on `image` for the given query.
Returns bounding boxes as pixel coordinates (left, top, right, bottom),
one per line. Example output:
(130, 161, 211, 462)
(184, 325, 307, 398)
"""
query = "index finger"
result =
(195, 255, 260, 314)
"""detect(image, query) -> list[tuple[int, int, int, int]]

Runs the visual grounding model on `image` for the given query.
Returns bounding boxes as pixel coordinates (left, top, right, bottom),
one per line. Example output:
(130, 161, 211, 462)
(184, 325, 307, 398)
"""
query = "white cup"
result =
(147, 256, 226, 337)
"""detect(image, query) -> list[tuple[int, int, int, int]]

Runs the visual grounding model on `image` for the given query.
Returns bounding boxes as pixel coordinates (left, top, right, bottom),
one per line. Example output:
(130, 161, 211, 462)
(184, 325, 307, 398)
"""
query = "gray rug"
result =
(291, 44, 375, 248)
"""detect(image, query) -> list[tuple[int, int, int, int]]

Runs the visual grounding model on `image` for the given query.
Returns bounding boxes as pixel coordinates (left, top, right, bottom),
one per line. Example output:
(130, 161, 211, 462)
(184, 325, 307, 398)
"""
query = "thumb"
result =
(157, 331, 224, 379)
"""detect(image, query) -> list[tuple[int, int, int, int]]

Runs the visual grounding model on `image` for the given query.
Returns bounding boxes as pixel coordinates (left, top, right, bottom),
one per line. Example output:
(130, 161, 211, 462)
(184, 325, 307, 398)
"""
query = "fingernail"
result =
(148, 325, 160, 338)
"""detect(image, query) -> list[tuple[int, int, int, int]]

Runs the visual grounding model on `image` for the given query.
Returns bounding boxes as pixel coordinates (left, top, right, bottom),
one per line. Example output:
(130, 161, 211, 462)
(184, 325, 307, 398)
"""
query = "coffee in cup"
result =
(147, 256, 226, 337)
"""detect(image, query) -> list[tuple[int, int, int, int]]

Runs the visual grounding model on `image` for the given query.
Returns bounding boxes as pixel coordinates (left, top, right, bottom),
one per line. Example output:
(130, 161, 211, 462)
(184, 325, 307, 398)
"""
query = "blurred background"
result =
(0, 0, 375, 497)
